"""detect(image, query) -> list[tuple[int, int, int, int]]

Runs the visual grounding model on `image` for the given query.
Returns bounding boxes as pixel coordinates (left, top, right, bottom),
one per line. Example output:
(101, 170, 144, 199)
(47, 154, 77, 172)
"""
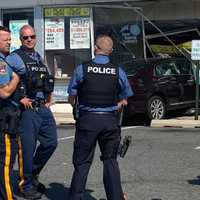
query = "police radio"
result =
(43, 74, 54, 93)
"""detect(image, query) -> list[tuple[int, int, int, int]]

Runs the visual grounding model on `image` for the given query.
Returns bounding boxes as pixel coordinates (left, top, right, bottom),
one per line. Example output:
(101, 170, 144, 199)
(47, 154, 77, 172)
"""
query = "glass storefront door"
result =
(3, 8, 34, 52)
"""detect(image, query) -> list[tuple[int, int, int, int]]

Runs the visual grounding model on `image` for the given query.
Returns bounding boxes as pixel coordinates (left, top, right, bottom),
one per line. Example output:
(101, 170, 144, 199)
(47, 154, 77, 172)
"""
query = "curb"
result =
(151, 119, 200, 128)
(52, 112, 75, 126)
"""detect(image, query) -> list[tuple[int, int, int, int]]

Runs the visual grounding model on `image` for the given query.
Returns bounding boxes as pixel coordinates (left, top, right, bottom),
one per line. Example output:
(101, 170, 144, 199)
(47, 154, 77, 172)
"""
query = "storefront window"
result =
(93, 6, 144, 64)
(44, 7, 92, 78)
(44, 6, 144, 102)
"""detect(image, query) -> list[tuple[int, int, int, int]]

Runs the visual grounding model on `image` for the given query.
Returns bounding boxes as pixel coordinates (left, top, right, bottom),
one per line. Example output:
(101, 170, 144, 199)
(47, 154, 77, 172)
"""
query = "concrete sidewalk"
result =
(151, 117, 200, 128)
(50, 103, 200, 128)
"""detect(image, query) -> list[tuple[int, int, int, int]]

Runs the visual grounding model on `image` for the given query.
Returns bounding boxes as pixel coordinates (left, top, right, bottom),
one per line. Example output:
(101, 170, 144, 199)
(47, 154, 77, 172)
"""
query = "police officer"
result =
(68, 34, 133, 200)
(0, 26, 20, 200)
(6, 25, 57, 200)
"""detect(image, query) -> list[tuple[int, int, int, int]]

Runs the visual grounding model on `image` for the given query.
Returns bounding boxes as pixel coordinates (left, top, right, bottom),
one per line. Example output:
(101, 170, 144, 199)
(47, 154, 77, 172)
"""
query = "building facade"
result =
(0, 0, 199, 101)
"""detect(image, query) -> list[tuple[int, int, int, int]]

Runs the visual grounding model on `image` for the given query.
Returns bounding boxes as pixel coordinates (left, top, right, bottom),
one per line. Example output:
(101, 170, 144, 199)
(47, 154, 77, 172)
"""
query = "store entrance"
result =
(3, 8, 34, 52)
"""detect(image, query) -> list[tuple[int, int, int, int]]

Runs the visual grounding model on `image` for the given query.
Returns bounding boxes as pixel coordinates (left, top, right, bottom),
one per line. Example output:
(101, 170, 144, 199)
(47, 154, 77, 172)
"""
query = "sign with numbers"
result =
(70, 17, 90, 49)
(45, 17, 65, 50)
(44, 8, 90, 17)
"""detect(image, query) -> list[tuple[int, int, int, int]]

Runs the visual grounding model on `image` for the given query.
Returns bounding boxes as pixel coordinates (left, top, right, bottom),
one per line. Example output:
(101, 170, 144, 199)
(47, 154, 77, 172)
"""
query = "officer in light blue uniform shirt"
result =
(0, 25, 20, 200)
(68, 34, 133, 200)
(6, 48, 41, 74)
(6, 25, 57, 200)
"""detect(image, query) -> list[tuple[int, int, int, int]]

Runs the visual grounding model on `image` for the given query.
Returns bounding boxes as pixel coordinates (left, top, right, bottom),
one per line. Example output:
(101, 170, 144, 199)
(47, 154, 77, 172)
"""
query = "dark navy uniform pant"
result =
(70, 112, 124, 200)
(0, 131, 18, 200)
(18, 107, 57, 192)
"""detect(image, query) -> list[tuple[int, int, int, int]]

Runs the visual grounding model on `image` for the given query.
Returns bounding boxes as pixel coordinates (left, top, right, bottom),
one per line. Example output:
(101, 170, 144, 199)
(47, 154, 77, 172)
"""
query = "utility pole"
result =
(191, 40, 200, 120)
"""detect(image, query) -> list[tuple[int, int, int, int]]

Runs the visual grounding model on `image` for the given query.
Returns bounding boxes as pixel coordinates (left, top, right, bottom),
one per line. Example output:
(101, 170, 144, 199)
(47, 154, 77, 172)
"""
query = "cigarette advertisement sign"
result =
(45, 18, 65, 50)
(70, 17, 90, 49)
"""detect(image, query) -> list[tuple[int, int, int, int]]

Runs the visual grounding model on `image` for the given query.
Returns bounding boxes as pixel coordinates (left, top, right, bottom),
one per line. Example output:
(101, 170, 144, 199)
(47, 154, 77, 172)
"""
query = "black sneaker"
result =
(20, 185, 42, 200)
(32, 175, 46, 194)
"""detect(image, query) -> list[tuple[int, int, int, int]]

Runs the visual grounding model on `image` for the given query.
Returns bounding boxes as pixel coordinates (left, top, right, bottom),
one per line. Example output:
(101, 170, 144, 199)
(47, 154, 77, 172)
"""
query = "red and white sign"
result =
(70, 17, 90, 49)
(45, 18, 65, 50)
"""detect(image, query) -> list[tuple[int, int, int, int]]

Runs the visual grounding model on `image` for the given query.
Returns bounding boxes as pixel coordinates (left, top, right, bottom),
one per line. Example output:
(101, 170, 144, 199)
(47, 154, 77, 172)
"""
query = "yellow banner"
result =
(178, 41, 191, 49)
(44, 8, 90, 17)
(151, 42, 192, 54)
(150, 45, 177, 54)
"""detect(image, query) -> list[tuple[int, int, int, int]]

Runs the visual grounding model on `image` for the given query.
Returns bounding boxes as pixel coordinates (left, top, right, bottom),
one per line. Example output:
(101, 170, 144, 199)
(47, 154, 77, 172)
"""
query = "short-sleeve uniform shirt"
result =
(0, 53, 12, 87)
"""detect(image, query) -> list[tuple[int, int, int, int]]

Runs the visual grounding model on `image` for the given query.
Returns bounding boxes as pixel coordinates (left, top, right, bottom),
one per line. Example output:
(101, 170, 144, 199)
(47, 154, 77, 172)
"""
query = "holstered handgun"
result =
(118, 105, 124, 127)
(72, 97, 79, 120)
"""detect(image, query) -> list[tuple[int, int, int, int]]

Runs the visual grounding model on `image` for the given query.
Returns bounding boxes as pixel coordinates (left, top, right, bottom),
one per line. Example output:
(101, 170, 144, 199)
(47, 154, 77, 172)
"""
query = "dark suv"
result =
(122, 57, 198, 120)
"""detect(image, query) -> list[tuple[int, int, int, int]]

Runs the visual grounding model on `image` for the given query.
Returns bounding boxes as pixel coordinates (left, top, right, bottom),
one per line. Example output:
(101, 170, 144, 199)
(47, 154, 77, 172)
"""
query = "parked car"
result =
(122, 57, 198, 120)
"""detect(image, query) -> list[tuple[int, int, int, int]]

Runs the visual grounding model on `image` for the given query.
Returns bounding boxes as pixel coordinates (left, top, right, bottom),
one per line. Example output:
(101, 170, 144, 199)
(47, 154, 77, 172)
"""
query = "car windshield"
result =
(121, 61, 147, 75)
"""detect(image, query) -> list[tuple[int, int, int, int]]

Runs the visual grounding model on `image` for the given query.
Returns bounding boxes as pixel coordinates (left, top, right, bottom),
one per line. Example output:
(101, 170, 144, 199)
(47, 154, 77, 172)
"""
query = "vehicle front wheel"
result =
(147, 96, 166, 119)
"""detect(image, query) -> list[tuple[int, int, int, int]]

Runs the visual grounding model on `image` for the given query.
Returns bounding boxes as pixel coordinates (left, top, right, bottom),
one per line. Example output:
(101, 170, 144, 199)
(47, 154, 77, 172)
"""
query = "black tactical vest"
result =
(13, 48, 49, 99)
(78, 61, 119, 107)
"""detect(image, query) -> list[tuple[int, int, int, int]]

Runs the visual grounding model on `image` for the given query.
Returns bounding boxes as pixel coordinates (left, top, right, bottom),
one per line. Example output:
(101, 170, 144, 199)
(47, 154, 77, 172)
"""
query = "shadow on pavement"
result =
(123, 114, 151, 127)
(12, 170, 97, 200)
(84, 189, 98, 200)
(122, 108, 196, 127)
(44, 183, 97, 200)
(44, 183, 70, 200)
(188, 175, 200, 185)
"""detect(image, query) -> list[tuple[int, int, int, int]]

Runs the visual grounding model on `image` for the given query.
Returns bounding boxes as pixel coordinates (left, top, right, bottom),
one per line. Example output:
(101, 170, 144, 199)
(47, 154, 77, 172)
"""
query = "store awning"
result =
(146, 28, 200, 45)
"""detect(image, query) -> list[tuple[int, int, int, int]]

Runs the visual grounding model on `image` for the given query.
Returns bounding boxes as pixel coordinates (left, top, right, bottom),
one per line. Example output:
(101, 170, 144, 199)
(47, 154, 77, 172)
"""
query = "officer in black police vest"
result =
(6, 25, 57, 200)
(0, 26, 20, 200)
(68, 34, 133, 200)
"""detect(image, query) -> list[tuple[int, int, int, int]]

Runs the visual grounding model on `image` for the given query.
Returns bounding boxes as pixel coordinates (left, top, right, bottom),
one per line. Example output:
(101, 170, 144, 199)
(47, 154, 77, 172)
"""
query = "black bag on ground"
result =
(0, 107, 21, 135)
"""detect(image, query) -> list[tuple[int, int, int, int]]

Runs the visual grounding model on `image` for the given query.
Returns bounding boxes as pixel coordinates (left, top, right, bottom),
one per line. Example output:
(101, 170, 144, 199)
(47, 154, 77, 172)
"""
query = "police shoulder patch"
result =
(0, 61, 7, 75)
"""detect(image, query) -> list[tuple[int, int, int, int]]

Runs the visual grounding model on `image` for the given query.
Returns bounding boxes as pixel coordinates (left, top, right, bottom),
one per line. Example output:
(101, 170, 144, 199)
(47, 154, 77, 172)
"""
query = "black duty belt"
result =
(80, 111, 118, 116)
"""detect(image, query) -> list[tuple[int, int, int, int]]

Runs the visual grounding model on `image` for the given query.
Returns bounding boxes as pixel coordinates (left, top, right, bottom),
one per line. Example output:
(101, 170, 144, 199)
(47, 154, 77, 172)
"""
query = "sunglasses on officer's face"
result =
(22, 35, 36, 40)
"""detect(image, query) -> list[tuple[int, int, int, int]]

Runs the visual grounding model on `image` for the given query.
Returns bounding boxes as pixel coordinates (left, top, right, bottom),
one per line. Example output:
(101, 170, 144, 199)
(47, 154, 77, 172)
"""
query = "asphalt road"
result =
(14, 126, 200, 200)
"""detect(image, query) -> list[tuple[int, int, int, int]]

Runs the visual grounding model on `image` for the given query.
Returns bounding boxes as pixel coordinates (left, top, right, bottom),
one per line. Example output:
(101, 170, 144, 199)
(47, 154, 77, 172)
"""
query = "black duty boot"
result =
(32, 175, 46, 194)
(20, 185, 42, 200)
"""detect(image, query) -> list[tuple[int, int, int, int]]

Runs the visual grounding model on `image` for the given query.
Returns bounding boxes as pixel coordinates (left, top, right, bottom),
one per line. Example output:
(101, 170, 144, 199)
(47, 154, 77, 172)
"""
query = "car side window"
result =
(155, 63, 167, 76)
(175, 60, 192, 75)
(155, 62, 179, 76)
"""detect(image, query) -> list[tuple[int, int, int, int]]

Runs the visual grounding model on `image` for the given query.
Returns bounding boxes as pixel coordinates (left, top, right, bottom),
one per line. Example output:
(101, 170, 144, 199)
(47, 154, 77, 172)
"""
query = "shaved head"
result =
(95, 35, 113, 55)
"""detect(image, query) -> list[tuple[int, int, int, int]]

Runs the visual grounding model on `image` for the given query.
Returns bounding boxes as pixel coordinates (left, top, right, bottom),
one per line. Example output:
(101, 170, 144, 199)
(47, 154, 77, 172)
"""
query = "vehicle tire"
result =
(147, 96, 166, 119)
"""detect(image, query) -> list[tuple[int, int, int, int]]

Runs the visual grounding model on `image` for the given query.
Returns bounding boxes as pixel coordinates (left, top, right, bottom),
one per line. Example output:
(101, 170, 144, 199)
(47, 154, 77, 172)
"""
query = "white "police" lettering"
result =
(31, 66, 47, 72)
(87, 66, 116, 75)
